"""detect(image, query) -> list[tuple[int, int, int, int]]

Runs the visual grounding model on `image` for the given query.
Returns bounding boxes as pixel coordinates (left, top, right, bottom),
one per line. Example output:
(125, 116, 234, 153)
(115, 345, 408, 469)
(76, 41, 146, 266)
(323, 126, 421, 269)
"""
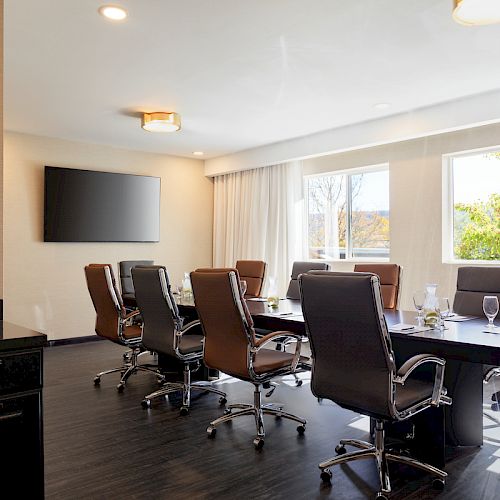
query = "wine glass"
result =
(437, 297, 450, 330)
(413, 290, 426, 325)
(240, 280, 248, 297)
(483, 296, 499, 329)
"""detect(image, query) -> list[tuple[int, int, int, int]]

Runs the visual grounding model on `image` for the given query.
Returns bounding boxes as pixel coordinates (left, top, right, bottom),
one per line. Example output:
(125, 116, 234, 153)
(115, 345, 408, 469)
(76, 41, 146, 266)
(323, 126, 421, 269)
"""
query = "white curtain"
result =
(213, 161, 304, 296)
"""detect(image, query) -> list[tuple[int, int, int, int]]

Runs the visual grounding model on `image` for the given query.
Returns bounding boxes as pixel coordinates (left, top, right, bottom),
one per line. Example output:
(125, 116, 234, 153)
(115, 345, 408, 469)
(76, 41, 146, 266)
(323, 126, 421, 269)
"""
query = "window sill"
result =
(309, 257, 390, 264)
(443, 259, 500, 265)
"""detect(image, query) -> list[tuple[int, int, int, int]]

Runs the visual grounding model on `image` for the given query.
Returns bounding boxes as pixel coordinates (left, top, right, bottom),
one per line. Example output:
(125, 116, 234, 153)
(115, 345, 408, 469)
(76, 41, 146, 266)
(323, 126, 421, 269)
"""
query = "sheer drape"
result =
(213, 161, 303, 296)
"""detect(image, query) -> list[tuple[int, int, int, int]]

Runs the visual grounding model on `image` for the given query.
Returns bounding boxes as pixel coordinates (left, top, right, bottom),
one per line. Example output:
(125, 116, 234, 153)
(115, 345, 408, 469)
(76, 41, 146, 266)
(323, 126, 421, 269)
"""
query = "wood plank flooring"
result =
(43, 342, 500, 499)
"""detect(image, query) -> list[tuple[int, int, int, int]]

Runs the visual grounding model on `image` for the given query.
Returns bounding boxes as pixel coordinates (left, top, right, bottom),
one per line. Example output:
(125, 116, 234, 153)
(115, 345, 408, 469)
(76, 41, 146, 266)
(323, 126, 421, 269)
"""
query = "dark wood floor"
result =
(44, 342, 500, 499)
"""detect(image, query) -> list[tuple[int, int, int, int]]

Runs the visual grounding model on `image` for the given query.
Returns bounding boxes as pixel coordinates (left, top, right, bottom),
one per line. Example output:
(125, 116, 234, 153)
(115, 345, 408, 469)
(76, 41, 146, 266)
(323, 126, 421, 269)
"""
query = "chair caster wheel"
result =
(432, 478, 445, 490)
(295, 379, 303, 387)
(320, 470, 332, 484)
(253, 437, 265, 450)
(335, 444, 346, 455)
(376, 494, 389, 500)
(93, 376, 101, 386)
(275, 413, 282, 420)
(317, 397, 323, 403)
(180, 406, 189, 416)
(223, 408, 232, 416)
(116, 383, 125, 393)
(141, 399, 150, 409)
(219, 396, 227, 406)
(296, 424, 306, 435)
(207, 426, 216, 438)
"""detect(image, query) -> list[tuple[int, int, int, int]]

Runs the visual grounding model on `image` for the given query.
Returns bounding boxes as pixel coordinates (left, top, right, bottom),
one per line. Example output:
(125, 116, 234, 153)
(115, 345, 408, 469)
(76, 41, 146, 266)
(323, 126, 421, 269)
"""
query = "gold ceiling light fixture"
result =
(141, 112, 181, 133)
(453, 0, 500, 26)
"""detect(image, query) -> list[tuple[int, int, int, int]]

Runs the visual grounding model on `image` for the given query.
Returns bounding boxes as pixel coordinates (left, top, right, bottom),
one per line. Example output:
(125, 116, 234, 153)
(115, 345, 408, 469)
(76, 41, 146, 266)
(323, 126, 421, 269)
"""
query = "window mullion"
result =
(346, 175, 353, 259)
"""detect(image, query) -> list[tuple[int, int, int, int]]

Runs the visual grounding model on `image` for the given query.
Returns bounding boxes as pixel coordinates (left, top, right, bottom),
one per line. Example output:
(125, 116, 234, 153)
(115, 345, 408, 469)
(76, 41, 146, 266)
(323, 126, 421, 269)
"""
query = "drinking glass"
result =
(413, 290, 426, 325)
(483, 296, 499, 329)
(240, 280, 248, 297)
(437, 297, 450, 330)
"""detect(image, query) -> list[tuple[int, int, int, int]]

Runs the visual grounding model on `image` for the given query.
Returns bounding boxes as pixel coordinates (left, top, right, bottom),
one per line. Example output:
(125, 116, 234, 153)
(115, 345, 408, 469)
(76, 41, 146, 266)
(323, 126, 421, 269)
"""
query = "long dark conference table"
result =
(177, 296, 500, 467)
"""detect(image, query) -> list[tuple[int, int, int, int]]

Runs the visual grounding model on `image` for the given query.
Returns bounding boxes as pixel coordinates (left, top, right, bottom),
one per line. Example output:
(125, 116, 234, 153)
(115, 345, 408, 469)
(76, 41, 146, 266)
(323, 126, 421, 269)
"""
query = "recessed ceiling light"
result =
(453, 0, 500, 26)
(193, 151, 204, 156)
(98, 5, 128, 21)
(141, 112, 181, 133)
(374, 102, 391, 110)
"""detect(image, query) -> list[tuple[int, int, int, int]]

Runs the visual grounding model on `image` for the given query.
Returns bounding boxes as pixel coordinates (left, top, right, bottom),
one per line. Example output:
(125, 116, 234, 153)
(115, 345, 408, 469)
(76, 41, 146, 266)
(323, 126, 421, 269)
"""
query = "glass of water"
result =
(413, 290, 426, 325)
(483, 296, 499, 329)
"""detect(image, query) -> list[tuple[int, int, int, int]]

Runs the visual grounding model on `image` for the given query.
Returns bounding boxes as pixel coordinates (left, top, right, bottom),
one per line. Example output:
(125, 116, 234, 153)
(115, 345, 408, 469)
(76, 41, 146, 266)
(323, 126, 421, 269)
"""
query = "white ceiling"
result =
(5, 0, 500, 159)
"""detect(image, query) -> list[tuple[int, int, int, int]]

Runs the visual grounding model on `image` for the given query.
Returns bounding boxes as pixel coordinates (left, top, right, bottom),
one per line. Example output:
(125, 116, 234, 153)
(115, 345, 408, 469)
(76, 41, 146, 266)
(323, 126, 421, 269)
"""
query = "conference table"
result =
(177, 296, 500, 467)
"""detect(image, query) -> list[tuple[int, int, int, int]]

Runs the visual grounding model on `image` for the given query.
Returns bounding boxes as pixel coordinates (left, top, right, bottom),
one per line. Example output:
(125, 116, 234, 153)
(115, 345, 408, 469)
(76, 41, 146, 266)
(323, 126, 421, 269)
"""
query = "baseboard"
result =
(47, 335, 105, 347)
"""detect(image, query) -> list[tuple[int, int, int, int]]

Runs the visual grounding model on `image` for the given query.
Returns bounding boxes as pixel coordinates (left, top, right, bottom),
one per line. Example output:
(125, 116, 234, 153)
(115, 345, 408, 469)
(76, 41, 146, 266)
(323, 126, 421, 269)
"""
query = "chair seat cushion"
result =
(395, 379, 433, 411)
(122, 293, 137, 307)
(123, 324, 142, 339)
(179, 334, 204, 354)
(253, 348, 309, 374)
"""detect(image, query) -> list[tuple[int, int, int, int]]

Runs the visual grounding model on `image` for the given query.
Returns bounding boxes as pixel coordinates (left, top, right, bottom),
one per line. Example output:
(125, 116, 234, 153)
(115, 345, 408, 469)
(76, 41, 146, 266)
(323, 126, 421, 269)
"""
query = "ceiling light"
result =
(193, 151, 204, 156)
(141, 112, 181, 133)
(374, 102, 390, 110)
(98, 5, 128, 21)
(453, 0, 500, 26)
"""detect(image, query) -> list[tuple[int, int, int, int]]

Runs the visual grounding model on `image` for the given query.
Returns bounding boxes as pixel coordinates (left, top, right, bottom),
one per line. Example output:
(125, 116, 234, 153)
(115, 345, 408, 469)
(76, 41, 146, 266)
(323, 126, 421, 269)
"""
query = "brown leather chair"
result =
(84, 264, 161, 391)
(132, 265, 226, 415)
(190, 267, 307, 449)
(354, 263, 402, 309)
(119, 260, 154, 308)
(286, 261, 330, 300)
(299, 271, 451, 498)
(235, 260, 266, 297)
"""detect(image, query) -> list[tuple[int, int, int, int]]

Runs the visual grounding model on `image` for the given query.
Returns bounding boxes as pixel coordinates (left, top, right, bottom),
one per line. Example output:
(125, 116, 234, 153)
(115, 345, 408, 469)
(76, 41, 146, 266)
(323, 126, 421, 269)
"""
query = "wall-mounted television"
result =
(44, 166, 160, 242)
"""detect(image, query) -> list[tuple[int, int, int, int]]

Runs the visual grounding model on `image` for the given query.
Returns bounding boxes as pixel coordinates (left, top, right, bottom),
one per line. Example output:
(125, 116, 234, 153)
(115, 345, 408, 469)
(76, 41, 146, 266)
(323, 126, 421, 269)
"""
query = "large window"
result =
(306, 167, 390, 260)
(446, 149, 500, 262)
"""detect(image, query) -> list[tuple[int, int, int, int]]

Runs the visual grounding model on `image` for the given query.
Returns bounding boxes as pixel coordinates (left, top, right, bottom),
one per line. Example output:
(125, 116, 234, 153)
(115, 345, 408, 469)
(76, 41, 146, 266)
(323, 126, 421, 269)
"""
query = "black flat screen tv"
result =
(44, 166, 161, 242)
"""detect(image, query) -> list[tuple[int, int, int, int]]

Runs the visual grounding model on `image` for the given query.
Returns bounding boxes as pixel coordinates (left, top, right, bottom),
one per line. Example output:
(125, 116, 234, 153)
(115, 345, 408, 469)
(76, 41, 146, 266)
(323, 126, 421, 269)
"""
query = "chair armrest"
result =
(253, 331, 303, 372)
(123, 310, 140, 321)
(484, 366, 500, 383)
(178, 319, 201, 336)
(395, 354, 448, 406)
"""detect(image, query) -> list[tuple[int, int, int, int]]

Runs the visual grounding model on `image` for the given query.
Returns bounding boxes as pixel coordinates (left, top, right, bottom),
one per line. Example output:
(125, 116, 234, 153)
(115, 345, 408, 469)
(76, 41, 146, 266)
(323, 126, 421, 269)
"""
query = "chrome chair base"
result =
(319, 421, 446, 498)
(94, 347, 164, 392)
(142, 363, 227, 415)
(207, 383, 306, 449)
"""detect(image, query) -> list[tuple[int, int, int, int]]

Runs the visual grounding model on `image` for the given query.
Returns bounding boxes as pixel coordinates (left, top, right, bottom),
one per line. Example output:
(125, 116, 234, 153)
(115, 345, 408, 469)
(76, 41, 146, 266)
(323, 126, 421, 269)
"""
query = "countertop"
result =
(0, 321, 47, 351)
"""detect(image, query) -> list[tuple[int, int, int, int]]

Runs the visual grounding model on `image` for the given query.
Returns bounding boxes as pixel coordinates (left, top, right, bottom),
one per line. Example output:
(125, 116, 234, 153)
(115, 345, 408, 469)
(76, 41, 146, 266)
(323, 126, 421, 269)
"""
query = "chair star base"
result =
(207, 383, 306, 449)
(319, 420, 447, 498)
(94, 346, 163, 392)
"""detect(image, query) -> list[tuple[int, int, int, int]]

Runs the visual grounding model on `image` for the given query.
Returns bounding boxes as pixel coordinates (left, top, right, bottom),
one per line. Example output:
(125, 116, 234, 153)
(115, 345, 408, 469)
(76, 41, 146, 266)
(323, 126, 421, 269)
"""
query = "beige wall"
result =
(303, 122, 500, 310)
(1, 0, 4, 300)
(4, 132, 213, 340)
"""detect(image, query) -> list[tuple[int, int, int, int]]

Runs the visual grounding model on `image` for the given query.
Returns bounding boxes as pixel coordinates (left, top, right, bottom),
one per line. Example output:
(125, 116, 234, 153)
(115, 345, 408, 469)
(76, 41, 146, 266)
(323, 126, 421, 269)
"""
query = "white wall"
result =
(4, 132, 213, 340)
(302, 122, 500, 310)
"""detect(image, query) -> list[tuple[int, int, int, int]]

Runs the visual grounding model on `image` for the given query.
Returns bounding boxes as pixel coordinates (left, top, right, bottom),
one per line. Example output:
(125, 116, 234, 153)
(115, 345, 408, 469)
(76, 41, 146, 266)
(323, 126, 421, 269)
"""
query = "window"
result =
(306, 167, 390, 260)
(446, 149, 500, 262)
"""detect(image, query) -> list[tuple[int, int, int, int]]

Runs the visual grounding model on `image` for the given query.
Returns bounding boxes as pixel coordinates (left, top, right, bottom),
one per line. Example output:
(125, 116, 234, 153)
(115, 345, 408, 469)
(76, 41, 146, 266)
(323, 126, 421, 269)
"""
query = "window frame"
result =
(304, 163, 390, 263)
(442, 145, 500, 265)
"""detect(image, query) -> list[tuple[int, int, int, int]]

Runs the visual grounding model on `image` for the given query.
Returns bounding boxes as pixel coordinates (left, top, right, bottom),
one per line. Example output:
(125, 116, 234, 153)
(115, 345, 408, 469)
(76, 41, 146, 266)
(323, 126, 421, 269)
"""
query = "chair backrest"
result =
(235, 260, 266, 297)
(300, 271, 396, 419)
(119, 260, 154, 295)
(453, 266, 500, 316)
(132, 266, 179, 357)
(84, 264, 125, 340)
(353, 264, 402, 309)
(191, 268, 255, 378)
(286, 261, 330, 299)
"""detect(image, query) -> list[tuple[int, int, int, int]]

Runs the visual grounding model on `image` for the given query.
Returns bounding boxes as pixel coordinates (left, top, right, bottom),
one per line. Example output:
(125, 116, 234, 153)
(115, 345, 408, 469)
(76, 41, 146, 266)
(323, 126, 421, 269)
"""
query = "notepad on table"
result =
(389, 323, 431, 334)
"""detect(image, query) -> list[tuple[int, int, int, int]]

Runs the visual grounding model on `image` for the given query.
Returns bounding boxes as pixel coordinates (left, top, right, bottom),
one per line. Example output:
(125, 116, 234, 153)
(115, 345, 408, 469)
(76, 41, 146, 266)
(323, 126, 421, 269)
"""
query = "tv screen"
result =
(44, 166, 160, 242)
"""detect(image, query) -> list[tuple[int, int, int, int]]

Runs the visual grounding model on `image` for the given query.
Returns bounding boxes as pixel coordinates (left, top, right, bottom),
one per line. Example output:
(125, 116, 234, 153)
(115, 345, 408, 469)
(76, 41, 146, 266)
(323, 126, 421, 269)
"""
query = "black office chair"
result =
(453, 266, 500, 416)
(132, 265, 226, 415)
(300, 271, 451, 499)
(119, 260, 154, 308)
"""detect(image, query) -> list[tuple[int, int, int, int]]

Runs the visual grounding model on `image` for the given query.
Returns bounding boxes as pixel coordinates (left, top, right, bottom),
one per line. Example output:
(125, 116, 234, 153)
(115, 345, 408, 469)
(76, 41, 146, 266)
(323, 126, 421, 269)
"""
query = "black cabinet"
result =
(0, 325, 46, 499)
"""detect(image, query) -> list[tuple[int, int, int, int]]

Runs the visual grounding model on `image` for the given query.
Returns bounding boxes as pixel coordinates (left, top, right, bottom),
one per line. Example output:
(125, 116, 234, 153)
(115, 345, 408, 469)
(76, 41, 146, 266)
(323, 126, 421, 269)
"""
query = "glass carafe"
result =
(182, 272, 192, 299)
(423, 283, 439, 327)
(267, 277, 279, 308)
